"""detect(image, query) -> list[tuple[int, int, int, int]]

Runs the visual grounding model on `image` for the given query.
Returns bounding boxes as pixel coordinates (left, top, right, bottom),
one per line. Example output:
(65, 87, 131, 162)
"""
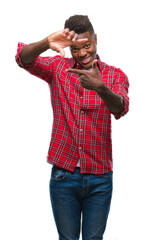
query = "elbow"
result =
(112, 95, 125, 114)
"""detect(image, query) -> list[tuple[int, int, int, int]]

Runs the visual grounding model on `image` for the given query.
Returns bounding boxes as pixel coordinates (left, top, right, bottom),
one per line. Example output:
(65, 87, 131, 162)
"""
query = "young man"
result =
(15, 15, 129, 240)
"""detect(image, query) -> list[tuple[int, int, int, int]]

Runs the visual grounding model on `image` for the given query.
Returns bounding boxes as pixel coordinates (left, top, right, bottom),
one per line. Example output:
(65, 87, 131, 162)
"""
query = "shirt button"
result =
(81, 110, 84, 113)
(79, 147, 82, 150)
(80, 129, 83, 132)
(80, 96, 83, 99)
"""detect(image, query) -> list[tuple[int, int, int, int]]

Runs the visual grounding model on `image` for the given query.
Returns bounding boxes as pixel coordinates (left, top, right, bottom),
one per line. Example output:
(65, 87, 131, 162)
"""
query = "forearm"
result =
(96, 83, 124, 113)
(20, 37, 49, 64)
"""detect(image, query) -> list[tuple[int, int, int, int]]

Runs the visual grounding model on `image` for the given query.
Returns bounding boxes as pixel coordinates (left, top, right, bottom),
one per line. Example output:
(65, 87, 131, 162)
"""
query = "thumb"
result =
(92, 59, 98, 71)
(58, 47, 65, 58)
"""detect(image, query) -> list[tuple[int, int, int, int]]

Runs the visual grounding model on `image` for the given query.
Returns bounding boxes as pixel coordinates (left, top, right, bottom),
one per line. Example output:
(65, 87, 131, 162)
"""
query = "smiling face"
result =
(70, 31, 97, 69)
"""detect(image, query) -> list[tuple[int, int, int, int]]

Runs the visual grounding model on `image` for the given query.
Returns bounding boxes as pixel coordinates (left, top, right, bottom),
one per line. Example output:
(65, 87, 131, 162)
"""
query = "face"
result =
(70, 31, 97, 69)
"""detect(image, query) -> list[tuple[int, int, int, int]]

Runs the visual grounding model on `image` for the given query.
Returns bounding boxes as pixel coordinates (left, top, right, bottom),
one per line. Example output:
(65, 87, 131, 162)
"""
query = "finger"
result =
(92, 59, 99, 72)
(92, 59, 98, 68)
(67, 30, 76, 40)
(80, 75, 86, 81)
(57, 47, 65, 58)
(66, 68, 86, 75)
(75, 38, 88, 44)
(63, 28, 70, 36)
(72, 33, 78, 42)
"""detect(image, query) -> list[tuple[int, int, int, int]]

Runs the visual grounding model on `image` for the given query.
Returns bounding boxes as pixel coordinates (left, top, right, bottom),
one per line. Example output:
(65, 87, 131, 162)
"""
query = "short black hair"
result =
(64, 15, 94, 34)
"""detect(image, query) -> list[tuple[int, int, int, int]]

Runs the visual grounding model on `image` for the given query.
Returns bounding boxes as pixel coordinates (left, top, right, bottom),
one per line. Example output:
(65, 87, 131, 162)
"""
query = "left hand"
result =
(66, 59, 103, 91)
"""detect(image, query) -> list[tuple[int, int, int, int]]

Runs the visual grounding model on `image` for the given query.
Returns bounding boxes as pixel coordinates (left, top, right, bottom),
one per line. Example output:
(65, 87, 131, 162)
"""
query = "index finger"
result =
(73, 38, 88, 44)
(66, 68, 87, 75)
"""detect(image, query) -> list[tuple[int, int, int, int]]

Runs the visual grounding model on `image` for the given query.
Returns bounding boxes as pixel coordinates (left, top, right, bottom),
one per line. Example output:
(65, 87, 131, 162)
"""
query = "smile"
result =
(80, 56, 91, 65)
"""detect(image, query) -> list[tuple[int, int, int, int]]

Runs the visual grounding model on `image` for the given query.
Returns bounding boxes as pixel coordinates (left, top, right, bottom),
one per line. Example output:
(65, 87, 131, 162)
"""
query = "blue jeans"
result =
(49, 166, 113, 240)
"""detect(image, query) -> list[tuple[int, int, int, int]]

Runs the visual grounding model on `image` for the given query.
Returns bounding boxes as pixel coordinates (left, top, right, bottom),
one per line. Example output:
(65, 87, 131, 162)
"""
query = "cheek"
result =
(71, 52, 78, 60)
(88, 45, 96, 55)
(70, 50, 75, 57)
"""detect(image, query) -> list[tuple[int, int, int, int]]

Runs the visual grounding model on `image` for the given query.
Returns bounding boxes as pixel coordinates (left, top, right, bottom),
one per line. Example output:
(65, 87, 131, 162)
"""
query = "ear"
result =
(94, 34, 97, 44)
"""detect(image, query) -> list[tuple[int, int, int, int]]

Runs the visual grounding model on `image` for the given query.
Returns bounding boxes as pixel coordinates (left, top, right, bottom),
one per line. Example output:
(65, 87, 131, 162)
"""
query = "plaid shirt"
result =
(16, 42, 129, 174)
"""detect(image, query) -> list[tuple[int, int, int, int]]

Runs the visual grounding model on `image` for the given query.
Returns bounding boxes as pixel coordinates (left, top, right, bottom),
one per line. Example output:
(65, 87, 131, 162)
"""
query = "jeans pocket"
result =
(51, 166, 69, 181)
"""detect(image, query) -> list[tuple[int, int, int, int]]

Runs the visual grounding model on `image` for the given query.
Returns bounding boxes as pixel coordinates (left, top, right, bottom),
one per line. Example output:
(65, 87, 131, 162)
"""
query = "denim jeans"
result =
(49, 166, 113, 240)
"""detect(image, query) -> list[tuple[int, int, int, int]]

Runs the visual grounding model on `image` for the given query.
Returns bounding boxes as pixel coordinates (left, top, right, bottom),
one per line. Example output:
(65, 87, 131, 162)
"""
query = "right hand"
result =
(47, 28, 88, 58)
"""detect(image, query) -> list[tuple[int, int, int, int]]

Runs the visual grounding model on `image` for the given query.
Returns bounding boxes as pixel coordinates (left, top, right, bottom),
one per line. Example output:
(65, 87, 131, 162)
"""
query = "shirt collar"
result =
(69, 54, 102, 71)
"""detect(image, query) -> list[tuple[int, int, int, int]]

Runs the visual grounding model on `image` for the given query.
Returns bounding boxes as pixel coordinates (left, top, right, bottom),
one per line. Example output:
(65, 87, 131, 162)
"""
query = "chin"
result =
(82, 63, 92, 69)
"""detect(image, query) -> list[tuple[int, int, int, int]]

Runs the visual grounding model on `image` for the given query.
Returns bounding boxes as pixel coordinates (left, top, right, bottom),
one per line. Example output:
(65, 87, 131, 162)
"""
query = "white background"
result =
(0, 0, 145, 239)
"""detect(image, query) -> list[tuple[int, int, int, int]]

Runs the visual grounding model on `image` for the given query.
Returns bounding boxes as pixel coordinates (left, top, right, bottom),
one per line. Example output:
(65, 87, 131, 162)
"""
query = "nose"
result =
(78, 48, 87, 58)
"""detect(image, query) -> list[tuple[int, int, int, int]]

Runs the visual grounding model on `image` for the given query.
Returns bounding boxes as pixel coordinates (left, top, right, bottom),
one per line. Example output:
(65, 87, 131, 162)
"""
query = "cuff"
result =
(15, 42, 35, 69)
(111, 94, 129, 120)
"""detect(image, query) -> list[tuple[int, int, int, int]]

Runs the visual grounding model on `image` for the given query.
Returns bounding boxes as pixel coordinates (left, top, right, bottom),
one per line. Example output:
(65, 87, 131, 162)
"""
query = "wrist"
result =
(94, 81, 106, 94)
(41, 37, 50, 50)
(47, 36, 51, 49)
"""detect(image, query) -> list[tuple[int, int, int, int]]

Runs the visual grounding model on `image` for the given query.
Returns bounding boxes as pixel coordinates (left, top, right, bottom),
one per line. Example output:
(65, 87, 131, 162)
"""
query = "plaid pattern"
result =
(15, 42, 129, 174)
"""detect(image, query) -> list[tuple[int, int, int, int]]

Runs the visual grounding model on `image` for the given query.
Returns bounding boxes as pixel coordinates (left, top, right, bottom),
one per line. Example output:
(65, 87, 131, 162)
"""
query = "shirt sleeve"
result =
(15, 42, 60, 83)
(111, 68, 129, 120)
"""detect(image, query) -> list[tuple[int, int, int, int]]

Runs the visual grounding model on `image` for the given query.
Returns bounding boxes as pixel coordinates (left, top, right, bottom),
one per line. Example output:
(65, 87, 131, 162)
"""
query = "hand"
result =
(66, 60, 103, 91)
(48, 28, 88, 58)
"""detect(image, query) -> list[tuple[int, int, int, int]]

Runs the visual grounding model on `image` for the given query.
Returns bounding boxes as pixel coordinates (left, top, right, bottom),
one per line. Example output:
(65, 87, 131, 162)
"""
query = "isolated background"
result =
(0, 0, 144, 239)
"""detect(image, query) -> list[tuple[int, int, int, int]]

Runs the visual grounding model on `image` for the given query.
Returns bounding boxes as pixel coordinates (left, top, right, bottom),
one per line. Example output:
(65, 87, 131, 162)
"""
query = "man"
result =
(16, 15, 129, 240)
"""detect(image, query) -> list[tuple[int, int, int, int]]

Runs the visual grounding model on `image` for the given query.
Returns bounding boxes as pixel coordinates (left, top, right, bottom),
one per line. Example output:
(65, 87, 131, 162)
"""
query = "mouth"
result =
(80, 56, 91, 65)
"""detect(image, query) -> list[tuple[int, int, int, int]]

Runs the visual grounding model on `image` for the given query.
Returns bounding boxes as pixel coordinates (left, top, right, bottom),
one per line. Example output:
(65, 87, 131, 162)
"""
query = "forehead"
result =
(77, 31, 94, 40)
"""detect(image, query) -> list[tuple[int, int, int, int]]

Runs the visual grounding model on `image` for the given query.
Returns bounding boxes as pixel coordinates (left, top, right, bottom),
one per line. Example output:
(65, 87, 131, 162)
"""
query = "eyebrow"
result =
(71, 41, 91, 48)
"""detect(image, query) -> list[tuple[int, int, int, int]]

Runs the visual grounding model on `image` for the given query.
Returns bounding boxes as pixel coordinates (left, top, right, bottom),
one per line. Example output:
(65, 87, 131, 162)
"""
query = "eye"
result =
(71, 48, 78, 53)
(85, 44, 91, 49)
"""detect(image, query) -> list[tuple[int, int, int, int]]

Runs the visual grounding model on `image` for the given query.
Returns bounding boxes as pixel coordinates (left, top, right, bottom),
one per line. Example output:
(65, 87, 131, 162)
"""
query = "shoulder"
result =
(101, 60, 128, 79)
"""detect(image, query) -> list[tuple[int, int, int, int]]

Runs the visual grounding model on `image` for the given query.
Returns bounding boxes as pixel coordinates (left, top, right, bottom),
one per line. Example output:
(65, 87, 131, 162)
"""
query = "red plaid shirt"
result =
(16, 42, 129, 174)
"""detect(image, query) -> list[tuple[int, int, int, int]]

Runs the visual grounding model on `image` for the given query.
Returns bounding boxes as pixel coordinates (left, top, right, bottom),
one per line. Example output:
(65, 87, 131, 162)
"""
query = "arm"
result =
(95, 83, 124, 114)
(20, 37, 49, 64)
(19, 29, 88, 64)
(66, 59, 129, 116)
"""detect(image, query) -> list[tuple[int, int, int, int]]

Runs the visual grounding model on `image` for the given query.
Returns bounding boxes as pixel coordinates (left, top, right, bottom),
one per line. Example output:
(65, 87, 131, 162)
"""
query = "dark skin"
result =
(66, 31, 124, 114)
(20, 29, 124, 114)
(20, 28, 88, 64)
(67, 60, 124, 113)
